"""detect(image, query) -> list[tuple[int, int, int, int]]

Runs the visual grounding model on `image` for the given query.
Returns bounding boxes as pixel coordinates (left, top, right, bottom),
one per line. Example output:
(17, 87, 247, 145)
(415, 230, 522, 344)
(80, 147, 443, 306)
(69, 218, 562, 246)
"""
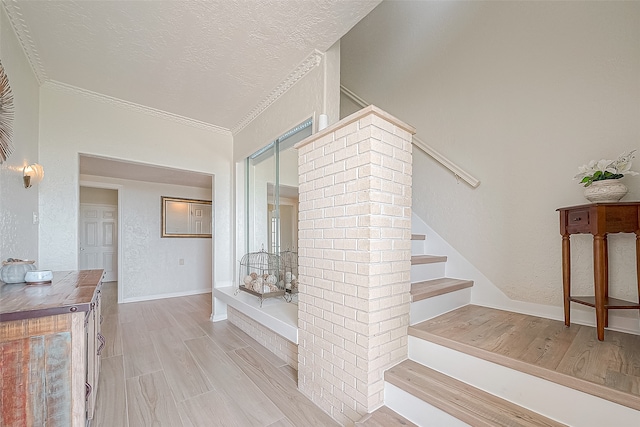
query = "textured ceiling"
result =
(5, 0, 380, 131)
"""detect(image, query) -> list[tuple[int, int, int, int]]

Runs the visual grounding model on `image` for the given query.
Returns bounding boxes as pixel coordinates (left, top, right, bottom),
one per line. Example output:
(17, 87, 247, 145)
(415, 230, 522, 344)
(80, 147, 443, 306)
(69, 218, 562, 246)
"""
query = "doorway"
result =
(79, 187, 118, 282)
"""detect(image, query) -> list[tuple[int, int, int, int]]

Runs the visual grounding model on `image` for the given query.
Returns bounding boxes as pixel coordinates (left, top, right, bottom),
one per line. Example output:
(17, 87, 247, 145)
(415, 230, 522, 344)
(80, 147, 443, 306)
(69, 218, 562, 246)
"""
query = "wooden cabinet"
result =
(0, 270, 104, 426)
(85, 286, 103, 421)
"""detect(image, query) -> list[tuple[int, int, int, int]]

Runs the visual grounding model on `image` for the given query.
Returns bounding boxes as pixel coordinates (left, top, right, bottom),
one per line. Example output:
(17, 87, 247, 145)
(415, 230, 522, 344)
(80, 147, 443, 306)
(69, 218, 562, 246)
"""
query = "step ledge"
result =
(411, 255, 447, 265)
(407, 337, 640, 426)
(386, 359, 567, 427)
(385, 382, 470, 426)
(213, 286, 298, 344)
(411, 278, 473, 302)
(408, 327, 640, 413)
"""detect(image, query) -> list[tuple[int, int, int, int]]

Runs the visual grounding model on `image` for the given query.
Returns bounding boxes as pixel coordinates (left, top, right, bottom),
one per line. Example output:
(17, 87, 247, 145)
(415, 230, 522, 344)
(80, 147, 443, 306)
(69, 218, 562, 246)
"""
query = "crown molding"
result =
(2, 0, 47, 85)
(44, 81, 232, 135)
(231, 50, 323, 135)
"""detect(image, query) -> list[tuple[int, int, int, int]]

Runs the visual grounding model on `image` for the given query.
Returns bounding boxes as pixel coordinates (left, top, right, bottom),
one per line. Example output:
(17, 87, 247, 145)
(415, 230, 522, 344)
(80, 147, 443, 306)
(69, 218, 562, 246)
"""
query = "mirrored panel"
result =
(161, 196, 212, 238)
(245, 119, 311, 253)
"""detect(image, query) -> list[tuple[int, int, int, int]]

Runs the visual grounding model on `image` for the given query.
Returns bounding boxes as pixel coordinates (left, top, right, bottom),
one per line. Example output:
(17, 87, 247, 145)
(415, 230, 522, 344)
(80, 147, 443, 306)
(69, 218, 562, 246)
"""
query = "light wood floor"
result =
(410, 304, 640, 411)
(94, 282, 338, 427)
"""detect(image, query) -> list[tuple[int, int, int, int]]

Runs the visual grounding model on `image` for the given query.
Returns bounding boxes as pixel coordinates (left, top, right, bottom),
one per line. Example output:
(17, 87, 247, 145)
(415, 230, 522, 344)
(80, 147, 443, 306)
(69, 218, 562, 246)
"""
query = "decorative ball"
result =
(269, 284, 279, 292)
(243, 275, 252, 285)
(285, 283, 291, 290)
(263, 284, 271, 294)
(252, 277, 264, 292)
(285, 272, 292, 283)
(250, 272, 258, 280)
(266, 274, 277, 285)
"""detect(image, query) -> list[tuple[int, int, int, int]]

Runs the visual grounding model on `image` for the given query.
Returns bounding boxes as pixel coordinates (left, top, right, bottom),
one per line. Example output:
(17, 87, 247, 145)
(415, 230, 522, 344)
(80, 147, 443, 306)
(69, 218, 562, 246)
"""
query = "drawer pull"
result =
(97, 333, 105, 356)
(85, 382, 92, 399)
(573, 217, 581, 221)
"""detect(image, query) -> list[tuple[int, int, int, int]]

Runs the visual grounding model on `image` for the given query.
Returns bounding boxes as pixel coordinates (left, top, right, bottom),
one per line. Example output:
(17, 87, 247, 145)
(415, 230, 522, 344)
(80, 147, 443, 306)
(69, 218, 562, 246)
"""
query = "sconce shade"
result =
(23, 163, 44, 188)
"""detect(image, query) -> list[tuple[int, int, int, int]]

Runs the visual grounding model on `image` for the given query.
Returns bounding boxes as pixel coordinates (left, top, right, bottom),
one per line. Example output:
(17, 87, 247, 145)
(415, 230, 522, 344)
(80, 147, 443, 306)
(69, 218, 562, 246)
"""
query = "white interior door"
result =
(80, 204, 118, 281)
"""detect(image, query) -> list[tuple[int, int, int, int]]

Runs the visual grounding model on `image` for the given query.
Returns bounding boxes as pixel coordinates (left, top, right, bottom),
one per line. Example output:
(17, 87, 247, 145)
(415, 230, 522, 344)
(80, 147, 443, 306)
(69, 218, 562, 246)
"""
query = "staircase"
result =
(356, 232, 640, 426)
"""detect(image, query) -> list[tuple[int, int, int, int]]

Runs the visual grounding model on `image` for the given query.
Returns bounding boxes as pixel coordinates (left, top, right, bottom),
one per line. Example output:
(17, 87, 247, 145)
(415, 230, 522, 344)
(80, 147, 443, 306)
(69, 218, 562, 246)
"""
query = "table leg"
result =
(604, 235, 609, 328)
(636, 232, 640, 314)
(593, 234, 607, 341)
(562, 233, 571, 327)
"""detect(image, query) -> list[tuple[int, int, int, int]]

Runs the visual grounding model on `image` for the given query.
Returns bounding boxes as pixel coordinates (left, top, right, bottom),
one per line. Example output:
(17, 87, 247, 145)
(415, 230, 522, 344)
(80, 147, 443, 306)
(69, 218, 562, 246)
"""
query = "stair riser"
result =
(411, 239, 426, 255)
(384, 382, 470, 427)
(410, 288, 471, 325)
(407, 337, 640, 427)
(410, 262, 446, 283)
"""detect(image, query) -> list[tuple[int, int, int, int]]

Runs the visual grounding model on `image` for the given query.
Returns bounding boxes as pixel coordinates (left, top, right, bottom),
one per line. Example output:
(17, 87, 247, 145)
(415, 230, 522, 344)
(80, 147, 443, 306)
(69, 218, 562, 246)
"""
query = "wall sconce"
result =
(23, 163, 44, 188)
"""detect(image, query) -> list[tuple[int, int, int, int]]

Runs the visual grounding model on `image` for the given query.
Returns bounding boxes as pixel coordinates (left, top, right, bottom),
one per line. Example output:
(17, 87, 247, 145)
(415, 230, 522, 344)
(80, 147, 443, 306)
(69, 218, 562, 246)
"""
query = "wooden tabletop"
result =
(556, 201, 640, 211)
(0, 269, 104, 322)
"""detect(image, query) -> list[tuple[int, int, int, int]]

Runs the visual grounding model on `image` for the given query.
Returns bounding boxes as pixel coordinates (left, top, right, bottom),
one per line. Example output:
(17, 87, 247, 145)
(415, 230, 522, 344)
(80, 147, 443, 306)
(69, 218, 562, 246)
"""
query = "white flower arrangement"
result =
(574, 150, 638, 187)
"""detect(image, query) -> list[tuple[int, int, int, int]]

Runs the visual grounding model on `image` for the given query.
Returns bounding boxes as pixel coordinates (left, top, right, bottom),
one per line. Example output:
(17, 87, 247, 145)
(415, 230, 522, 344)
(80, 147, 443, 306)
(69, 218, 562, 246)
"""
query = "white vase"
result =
(0, 260, 36, 283)
(583, 179, 628, 203)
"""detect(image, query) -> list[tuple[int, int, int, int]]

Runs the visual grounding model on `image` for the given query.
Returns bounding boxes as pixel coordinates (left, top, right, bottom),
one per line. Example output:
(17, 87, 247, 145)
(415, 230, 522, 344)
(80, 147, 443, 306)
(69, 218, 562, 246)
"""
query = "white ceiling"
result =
(6, 0, 379, 130)
(5, 0, 380, 184)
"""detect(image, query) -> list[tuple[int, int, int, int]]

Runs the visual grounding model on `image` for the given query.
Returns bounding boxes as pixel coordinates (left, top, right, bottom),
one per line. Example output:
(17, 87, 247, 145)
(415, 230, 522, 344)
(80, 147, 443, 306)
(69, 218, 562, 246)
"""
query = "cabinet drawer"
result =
(567, 210, 589, 227)
(565, 209, 591, 233)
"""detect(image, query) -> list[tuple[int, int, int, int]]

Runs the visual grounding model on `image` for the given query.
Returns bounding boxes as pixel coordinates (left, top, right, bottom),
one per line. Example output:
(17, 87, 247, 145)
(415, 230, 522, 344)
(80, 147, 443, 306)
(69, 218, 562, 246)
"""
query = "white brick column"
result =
(295, 106, 415, 425)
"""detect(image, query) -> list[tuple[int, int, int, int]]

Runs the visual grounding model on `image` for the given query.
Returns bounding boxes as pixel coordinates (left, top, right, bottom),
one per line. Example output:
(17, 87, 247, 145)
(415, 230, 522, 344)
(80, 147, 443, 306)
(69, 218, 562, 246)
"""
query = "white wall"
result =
(342, 2, 640, 311)
(81, 175, 212, 301)
(0, 7, 40, 263)
(38, 84, 234, 302)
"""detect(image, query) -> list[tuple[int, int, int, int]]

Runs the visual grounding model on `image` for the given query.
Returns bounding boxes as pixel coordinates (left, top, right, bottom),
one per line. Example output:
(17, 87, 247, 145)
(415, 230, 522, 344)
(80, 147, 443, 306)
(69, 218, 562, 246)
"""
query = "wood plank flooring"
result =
(355, 406, 417, 427)
(93, 282, 338, 427)
(409, 304, 640, 411)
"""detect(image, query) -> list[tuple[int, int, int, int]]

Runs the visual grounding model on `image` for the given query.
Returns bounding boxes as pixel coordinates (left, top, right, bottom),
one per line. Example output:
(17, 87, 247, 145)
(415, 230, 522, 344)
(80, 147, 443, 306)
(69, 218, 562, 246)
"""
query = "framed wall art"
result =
(0, 61, 14, 163)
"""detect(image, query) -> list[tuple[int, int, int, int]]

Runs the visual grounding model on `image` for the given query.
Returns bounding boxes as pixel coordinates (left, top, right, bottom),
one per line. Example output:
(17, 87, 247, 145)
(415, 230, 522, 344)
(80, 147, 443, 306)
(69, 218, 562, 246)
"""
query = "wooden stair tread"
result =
(355, 406, 417, 427)
(411, 255, 447, 265)
(411, 234, 426, 240)
(408, 305, 640, 412)
(411, 278, 473, 302)
(386, 360, 567, 427)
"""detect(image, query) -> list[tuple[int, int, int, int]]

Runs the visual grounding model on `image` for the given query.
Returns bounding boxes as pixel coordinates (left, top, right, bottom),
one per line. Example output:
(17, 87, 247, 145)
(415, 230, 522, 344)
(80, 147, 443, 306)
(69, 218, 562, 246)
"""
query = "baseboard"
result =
(121, 288, 211, 304)
(210, 312, 227, 322)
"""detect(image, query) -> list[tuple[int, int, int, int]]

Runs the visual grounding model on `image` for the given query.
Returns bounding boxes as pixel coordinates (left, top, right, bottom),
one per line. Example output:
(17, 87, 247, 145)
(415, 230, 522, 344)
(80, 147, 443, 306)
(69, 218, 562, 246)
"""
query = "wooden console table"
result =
(558, 202, 640, 341)
(0, 270, 104, 426)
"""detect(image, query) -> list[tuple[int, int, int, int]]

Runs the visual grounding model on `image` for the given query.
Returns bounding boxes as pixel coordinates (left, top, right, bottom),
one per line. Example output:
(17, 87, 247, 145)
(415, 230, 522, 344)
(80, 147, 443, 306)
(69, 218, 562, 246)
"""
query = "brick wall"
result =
(227, 306, 298, 369)
(295, 106, 415, 424)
